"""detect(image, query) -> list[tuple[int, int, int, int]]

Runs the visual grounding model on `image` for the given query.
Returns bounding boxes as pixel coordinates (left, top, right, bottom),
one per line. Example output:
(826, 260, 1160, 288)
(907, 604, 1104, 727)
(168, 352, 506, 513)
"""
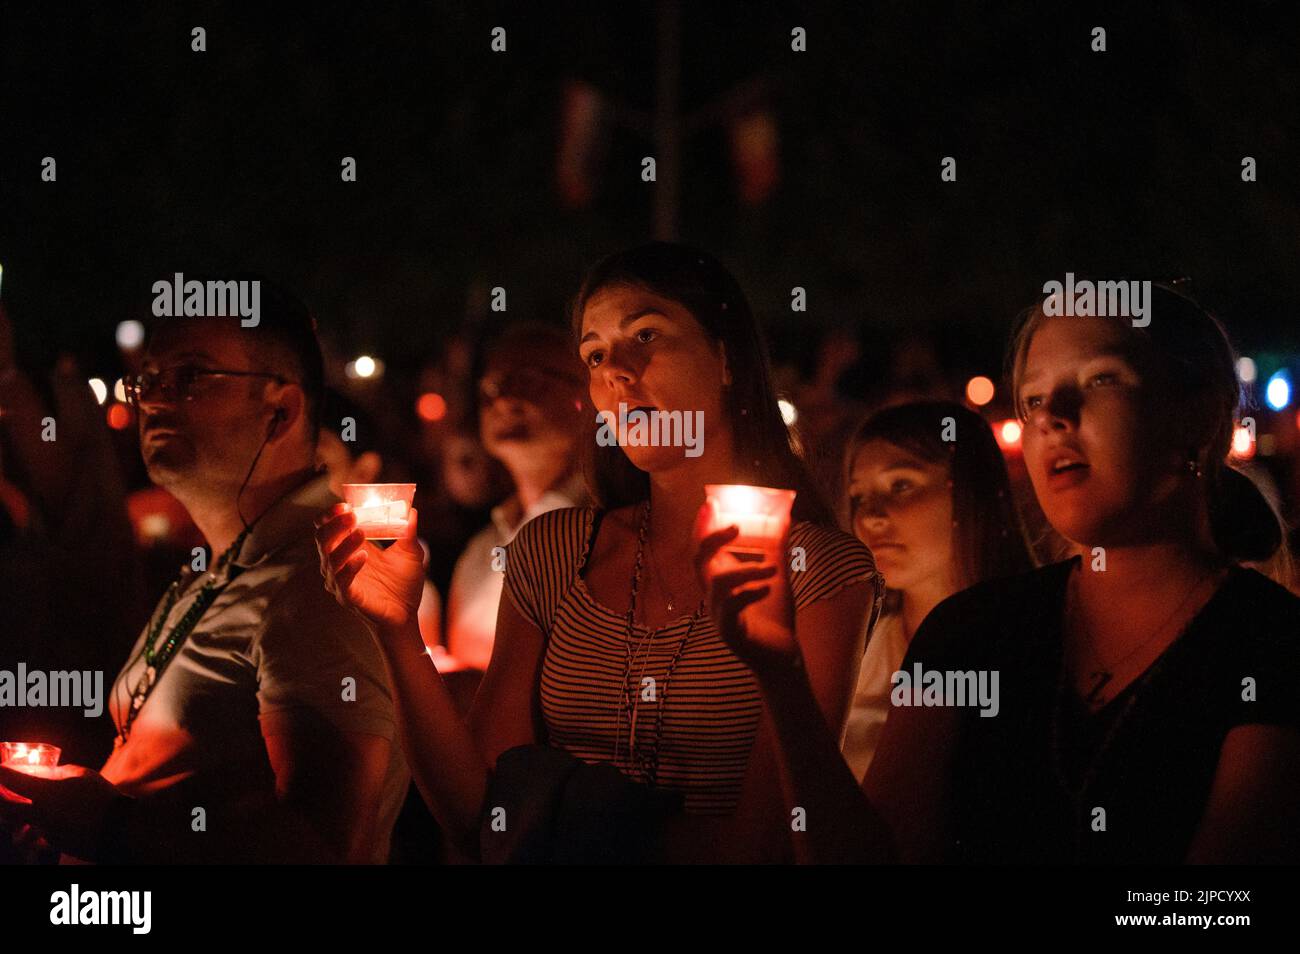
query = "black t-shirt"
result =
(902, 557, 1300, 863)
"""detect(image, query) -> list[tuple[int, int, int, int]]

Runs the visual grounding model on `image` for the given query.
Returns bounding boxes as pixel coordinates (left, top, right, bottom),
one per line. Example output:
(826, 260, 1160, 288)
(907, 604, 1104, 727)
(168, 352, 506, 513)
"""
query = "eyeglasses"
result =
(124, 366, 290, 406)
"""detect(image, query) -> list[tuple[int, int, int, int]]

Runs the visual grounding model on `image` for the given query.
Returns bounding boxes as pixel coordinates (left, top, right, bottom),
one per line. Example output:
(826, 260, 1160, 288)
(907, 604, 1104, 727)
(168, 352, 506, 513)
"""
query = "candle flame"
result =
(718, 485, 763, 514)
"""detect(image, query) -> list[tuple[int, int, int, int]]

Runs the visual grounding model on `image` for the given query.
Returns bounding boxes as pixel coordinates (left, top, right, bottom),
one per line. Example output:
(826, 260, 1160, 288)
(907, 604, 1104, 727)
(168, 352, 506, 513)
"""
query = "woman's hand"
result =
(693, 503, 800, 677)
(315, 503, 425, 633)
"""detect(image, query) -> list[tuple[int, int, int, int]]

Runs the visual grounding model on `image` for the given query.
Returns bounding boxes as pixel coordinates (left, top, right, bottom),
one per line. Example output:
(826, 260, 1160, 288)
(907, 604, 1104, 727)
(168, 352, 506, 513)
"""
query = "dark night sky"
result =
(1, 1, 1297, 388)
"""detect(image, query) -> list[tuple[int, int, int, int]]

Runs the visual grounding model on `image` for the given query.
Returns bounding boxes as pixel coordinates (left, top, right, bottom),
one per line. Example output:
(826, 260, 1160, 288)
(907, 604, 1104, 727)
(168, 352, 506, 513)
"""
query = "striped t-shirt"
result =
(502, 506, 883, 815)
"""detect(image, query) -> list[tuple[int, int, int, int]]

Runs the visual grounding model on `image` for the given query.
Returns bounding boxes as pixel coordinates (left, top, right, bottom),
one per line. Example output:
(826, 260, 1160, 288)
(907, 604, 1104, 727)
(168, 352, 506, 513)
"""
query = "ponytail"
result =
(1208, 464, 1285, 564)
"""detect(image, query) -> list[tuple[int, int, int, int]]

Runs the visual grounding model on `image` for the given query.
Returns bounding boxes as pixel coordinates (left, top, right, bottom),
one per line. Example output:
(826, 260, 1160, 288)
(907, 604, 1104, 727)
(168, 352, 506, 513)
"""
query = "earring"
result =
(1186, 453, 1203, 478)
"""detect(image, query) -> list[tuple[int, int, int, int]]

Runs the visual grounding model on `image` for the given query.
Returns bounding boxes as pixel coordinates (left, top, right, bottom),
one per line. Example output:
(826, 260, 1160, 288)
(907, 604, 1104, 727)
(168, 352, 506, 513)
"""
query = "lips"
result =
(1045, 448, 1090, 488)
(867, 541, 904, 553)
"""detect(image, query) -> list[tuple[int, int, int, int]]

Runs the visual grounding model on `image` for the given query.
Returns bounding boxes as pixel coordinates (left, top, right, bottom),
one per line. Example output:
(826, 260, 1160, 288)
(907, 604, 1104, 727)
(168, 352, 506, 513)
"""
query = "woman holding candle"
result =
(839, 401, 1034, 780)
(316, 242, 884, 861)
(705, 282, 1300, 863)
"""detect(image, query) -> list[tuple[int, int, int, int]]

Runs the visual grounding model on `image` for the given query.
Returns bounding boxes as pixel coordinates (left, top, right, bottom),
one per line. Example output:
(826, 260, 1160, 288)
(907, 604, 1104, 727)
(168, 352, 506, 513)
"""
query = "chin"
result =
(143, 453, 195, 488)
(868, 550, 903, 579)
(878, 566, 914, 592)
(1046, 516, 1116, 553)
(620, 445, 698, 473)
(1045, 494, 1139, 549)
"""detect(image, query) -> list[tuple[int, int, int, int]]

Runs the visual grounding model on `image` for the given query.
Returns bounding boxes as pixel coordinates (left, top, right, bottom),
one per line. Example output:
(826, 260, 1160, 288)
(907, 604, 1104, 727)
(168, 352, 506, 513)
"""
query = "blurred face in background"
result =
(442, 432, 500, 509)
(315, 429, 383, 499)
(1017, 315, 1179, 549)
(848, 439, 955, 593)
(478, 339, 586, 474)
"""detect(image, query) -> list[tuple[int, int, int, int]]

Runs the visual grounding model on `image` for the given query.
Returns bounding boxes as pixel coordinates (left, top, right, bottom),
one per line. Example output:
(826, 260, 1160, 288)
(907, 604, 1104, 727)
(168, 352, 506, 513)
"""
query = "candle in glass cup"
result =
(341, 483, 416, 545)
(703, 484, 797, 630)
(704, 484, 796, 556)
(0, 742, 61, 775)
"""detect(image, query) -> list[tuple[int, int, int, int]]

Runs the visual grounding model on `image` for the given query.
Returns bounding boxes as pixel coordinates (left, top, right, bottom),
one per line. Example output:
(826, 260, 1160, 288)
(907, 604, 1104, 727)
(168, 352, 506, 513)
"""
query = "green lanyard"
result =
(117, 529, 250, 745)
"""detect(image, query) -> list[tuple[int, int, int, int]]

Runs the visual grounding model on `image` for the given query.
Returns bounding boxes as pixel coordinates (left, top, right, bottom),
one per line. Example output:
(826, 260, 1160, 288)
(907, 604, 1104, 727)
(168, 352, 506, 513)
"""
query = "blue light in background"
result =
(1265, 370, 1291, 411)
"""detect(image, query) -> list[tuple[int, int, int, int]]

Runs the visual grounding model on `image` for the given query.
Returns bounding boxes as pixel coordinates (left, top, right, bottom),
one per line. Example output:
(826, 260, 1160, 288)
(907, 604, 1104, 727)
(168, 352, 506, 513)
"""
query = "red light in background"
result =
(106, 403, 133, 430)
(965, 376, 995, 406)
(1231, 425, 1256, 460)
(995, 419, 1022, 451)
(416, 392, 447, 422)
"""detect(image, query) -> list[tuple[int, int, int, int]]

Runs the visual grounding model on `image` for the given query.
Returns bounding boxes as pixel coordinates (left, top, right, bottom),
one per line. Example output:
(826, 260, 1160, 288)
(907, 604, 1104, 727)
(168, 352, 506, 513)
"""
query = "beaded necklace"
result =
(116, 529, 251, 745)
(613, 500, 705, 787)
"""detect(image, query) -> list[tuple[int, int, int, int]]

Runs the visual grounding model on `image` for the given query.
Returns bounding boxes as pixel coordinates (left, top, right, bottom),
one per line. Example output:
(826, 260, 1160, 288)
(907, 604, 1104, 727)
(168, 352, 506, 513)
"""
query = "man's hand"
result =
(0, 764, 128, 862)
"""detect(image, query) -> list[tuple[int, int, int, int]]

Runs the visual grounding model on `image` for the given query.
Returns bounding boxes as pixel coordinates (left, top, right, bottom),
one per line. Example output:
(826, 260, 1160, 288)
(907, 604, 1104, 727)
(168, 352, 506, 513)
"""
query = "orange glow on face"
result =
(107, 403, 133, 430)
(965, 376, 995, 406)
(416, 392, 447, 422)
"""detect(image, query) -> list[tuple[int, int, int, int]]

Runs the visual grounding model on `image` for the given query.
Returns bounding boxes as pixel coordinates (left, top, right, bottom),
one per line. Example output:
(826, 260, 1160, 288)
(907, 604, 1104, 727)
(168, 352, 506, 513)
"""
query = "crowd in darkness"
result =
(1, 243, 1297, 864)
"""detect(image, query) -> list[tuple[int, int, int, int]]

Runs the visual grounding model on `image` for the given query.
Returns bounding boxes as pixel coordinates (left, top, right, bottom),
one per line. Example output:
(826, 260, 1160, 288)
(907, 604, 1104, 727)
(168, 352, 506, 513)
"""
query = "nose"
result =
(485, 393, 527, 416)
(855, 493, 891, 530)
(1030, 385, 1082, 433)
(135, 388, 177, 413)
(138, 407, 182, 438)
(600, 342, 638, 391)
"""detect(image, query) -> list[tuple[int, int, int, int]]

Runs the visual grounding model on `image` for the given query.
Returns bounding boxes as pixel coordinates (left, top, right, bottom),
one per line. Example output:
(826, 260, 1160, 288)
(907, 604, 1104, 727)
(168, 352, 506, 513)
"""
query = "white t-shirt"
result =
(445, 476, 586, 671)
(841, 610, 910, 782)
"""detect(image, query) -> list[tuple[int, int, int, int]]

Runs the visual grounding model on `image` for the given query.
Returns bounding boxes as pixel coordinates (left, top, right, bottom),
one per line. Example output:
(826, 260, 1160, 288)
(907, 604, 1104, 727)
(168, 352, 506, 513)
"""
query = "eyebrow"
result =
(1021, 346, 1136, 385)
(144, 350, 218, 368)
(579, 308, 669, 344)
(851, 459, 926, 483)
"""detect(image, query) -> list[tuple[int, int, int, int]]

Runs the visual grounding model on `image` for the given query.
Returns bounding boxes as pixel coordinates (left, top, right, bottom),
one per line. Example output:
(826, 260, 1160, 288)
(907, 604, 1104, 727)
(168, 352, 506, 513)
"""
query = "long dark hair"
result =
(844, 400, 1035, 591)
(569, 242, 833, 526)
(1007, 281, 1285, 565)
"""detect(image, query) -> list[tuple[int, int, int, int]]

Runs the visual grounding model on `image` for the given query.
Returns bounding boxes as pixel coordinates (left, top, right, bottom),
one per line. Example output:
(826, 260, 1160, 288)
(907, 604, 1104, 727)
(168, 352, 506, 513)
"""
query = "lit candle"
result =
(703, 484, 796, 555)
(341, 483, 417, 543)
(0, 742, 61, 775)
(701, 485, 797, 630)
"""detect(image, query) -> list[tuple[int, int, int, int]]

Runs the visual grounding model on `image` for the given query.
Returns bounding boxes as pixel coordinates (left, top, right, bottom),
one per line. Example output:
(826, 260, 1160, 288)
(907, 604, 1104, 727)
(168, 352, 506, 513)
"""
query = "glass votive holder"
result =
(341, 483, 417, 546)
(703, 484, 796, 558)
(0, 742, 62, 775)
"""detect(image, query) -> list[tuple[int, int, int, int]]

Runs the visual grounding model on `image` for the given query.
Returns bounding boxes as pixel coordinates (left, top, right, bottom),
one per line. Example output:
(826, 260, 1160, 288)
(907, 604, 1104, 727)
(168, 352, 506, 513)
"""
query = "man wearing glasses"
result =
(0, 280, 408, 863)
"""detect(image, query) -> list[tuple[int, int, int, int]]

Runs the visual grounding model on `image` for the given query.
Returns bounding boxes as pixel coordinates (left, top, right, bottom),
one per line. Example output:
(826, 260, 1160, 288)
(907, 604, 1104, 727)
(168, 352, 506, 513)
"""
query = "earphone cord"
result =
(236, 413, 282, 531)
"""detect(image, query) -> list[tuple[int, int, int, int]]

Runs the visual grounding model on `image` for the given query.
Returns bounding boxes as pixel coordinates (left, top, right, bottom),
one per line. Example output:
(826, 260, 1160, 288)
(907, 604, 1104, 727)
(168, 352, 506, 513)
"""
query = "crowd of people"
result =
(1, 242, 1297, 864)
